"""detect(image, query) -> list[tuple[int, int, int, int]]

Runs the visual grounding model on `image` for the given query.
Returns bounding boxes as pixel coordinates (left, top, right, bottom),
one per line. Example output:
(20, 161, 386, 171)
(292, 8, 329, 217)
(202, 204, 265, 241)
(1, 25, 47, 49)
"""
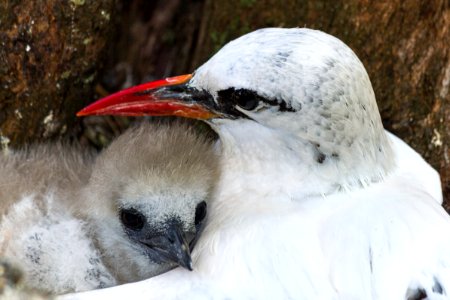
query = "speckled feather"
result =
(191, 28, 393, 192)
(0, 143, 113, 294)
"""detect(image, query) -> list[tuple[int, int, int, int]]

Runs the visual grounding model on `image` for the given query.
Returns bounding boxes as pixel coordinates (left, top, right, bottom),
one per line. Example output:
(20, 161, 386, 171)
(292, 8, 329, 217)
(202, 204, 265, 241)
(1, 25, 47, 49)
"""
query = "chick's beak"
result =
(141, 223, 193, 271)
(77, 74, 219, 120)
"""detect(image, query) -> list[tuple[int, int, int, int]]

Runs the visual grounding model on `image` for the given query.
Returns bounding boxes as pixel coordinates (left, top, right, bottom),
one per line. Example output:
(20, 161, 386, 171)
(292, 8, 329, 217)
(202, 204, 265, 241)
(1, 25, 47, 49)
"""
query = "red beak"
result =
(77, 74, 219, 120)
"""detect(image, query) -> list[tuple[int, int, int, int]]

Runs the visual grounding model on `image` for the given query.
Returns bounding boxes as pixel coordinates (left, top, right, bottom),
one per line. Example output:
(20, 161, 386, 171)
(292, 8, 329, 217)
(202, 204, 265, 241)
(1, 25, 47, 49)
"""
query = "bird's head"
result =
(81, 122, 217, 283)
(78, 28, 393, 193)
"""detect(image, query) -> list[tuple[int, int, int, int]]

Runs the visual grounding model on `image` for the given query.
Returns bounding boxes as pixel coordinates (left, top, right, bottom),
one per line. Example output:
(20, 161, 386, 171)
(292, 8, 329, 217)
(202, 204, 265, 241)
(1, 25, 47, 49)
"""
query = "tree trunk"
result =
(0, 0, 118, 147)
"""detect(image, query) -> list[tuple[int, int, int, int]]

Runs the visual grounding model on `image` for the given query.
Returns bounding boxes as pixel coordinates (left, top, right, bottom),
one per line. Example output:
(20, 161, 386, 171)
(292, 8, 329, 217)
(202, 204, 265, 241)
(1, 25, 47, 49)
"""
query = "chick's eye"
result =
(195, 201, 207, 226)
(120, 208, 145, 231)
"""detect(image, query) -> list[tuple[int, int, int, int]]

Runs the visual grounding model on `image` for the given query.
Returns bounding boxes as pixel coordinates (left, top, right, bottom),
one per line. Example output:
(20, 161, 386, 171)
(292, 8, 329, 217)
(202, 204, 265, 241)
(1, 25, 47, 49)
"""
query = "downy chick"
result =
(78, 121, 218, 284)
(0, 121, 218, 294)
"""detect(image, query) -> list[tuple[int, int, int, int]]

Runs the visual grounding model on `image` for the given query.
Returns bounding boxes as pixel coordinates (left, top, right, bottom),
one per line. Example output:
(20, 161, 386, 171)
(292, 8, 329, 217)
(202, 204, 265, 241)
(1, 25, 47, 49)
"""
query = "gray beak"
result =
(140, 223, 193, 271)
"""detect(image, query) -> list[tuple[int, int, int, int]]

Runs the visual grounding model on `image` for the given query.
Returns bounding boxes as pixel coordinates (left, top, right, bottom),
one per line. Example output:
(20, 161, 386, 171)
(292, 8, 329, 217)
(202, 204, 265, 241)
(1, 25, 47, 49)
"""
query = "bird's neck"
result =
(211, 119, 395, 203)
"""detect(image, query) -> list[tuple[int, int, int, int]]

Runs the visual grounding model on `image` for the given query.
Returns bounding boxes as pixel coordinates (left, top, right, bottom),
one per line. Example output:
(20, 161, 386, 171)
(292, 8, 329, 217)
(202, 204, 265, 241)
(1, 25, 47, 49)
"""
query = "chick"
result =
(0, 121, 218, 294)
(78, 121, 217, 283)
(0, 259, 51, 300)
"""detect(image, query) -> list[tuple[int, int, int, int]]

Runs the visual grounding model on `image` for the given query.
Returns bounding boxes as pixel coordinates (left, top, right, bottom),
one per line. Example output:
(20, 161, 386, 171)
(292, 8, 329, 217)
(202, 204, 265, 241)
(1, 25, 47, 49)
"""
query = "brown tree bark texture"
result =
(0, 0, 118, 146)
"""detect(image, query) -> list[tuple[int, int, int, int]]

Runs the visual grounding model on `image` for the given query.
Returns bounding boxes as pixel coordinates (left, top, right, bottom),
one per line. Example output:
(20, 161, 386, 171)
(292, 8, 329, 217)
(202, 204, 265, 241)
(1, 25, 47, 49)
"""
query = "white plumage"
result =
(62, 28, 448, 299)
(0, 121, 217, 295)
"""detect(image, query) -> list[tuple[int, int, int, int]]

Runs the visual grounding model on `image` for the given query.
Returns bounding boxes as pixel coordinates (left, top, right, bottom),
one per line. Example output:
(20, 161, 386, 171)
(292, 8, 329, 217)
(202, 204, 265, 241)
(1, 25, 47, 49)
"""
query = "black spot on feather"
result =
(407, 288, 427, 300)
(317, 153, 326, 164)
(432, 278, 444, 294)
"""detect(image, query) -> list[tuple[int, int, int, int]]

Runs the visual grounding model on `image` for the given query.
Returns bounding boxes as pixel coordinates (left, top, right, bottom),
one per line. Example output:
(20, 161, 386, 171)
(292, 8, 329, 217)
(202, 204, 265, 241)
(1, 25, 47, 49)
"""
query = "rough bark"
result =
(0, 0, 118, 147)
(98, 0, 203, 87)
(116, 0, 449, 208)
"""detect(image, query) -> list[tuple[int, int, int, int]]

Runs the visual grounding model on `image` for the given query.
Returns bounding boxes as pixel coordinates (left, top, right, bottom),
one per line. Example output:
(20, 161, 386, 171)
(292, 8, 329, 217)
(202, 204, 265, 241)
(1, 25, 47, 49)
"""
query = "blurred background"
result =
(0, 0, 449, 208)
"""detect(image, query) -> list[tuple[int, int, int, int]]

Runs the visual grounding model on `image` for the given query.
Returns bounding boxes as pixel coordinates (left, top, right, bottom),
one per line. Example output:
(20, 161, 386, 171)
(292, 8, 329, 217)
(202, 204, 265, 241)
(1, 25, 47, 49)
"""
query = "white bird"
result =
(67, 28, 449, 299)
(0, 121, 217, 295)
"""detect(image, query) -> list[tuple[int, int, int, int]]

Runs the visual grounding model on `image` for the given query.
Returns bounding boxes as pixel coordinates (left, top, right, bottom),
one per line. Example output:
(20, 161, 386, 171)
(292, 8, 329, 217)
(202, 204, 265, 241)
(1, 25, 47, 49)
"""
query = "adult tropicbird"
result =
(68, 28, 448, 299)
(0, 122, 217, 294)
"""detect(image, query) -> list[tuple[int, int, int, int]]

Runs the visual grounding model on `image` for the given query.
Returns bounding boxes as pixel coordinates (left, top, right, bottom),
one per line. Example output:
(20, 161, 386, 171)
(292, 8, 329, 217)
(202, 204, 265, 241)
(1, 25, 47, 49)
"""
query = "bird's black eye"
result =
(195, 201, 207, 226)
(234, 89, 259, 110)
(120, 208, 145, 231)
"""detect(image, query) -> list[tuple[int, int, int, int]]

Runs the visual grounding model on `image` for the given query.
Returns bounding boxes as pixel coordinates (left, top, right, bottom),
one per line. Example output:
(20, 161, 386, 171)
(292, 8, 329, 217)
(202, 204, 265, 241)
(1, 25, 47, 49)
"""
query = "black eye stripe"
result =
(217, 88, 295, 113)
(263, 97, 296, 112)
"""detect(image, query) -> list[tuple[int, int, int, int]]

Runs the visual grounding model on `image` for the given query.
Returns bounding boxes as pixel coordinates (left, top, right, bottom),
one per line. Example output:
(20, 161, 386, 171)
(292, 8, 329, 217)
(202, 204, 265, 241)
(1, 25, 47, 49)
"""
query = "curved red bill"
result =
(77, 74, 217, 119)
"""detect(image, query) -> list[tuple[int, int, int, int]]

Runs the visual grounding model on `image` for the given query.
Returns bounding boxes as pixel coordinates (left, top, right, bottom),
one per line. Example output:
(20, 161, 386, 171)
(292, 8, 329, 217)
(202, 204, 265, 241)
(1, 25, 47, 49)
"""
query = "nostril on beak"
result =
(168, 232, 176, 244)
(167, 226, 185, 245)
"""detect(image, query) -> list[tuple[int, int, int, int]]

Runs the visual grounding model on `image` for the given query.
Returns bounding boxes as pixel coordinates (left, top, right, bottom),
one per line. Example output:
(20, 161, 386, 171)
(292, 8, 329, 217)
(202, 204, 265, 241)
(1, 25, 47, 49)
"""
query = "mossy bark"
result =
(0, 0, 118, 146)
